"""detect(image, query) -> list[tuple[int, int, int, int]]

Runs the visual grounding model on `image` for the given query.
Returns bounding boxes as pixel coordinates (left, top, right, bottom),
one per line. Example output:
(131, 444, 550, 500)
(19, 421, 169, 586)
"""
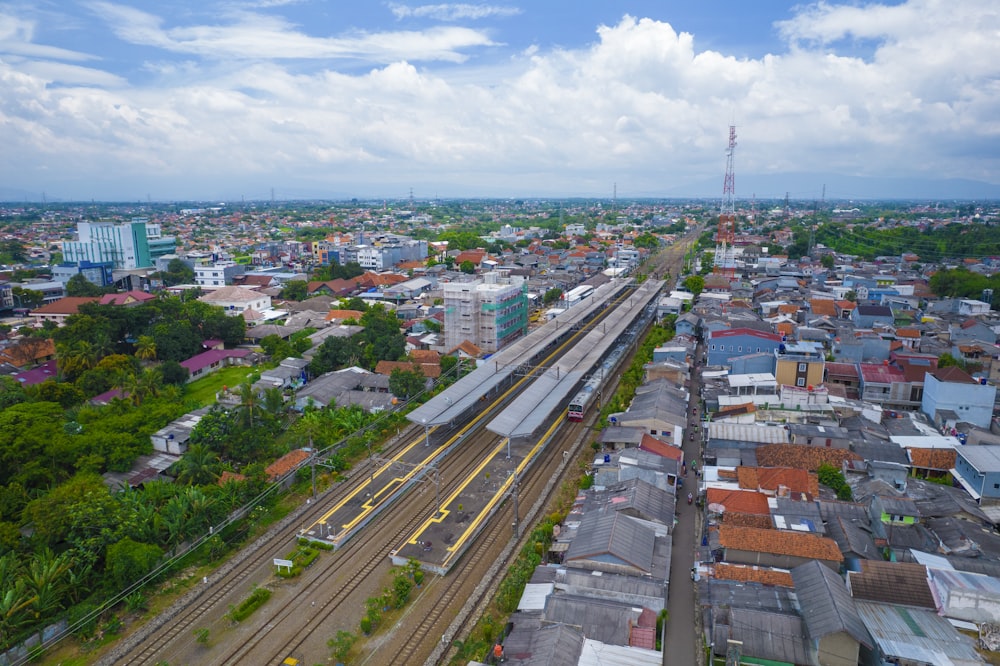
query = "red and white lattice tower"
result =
(714, 125, 737, 280)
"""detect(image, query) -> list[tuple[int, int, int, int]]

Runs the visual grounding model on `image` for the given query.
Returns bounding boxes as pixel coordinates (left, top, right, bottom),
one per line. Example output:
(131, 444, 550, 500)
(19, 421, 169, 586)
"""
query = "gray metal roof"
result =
(701, 579, 799, 614)
(487, 279, 663, 438)
(791, 560, 872, 649)
(543, 595, 640, 646)
(565, 512, 656, 574)
(956, 444, 1000, 472)
(724, 608, 813, 665)
(554, 566, 666, 610)
(855, 601, 985, 665)
(502, 621, 584, 666)
(408, 278, 630, 427)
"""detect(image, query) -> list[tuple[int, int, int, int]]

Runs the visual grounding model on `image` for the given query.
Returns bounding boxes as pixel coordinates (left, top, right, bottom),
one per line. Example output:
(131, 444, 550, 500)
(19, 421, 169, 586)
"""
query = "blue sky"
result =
(1, 0, 997, 201)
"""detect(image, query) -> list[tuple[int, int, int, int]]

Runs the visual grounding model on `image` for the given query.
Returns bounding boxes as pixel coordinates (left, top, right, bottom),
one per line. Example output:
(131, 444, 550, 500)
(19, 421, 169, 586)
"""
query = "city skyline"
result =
(1, 0, 999, 202)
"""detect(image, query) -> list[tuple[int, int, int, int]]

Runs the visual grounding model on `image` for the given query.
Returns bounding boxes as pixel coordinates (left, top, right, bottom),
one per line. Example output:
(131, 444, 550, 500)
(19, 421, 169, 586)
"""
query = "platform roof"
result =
(408, 279, 629, 426)
(486, 280, 663, 438)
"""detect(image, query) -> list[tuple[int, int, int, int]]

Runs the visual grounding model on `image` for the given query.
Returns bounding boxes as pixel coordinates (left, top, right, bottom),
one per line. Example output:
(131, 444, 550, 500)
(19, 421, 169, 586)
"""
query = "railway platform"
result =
(390, 416, 564, 575)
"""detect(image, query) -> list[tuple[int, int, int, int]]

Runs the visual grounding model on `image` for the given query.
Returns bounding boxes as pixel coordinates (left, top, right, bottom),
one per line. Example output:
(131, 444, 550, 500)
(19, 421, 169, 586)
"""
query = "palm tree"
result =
(175, 444, 220, 486)
(135, 335, 157, 363)
(57, 340, 97, 379)
(238, 381, 258, 429)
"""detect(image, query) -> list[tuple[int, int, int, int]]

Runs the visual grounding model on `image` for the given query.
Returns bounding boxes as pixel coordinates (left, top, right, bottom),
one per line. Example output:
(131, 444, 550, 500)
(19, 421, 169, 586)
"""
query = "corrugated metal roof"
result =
(791, 560, 872, 648)
(708, 422, 789, 444)
(727, 608, 813, 665)
(565, 512, 656, 574)
(517, 583, 554, 611)
(543, 595, 639, 646)
(855, 601, 985, 665)
(577, 638, 661, 666)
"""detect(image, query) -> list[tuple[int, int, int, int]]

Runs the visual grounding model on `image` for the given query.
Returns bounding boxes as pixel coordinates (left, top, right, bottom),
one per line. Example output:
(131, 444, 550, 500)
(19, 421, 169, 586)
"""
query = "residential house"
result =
(787, 423, 851, 450)
(953, 445, 1000, 503)
(774, 341, 825, 389)
(713, 524, 843, 570)
(791, 561, 872, 666)
(199, 285, 272, 317)
(180, 348, 251, 382)
(922, 366, 996, 429)
(150, 407, 212, 455)
(30, 296, 100, 326)
(706, 328, 783, 367)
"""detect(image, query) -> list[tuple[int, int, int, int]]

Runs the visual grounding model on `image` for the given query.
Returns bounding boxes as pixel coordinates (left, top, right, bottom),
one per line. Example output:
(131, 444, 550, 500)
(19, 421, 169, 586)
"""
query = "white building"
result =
(199, 285, 272, 316)
(62, 218, 176, 270)
(443, 271, 528, 353)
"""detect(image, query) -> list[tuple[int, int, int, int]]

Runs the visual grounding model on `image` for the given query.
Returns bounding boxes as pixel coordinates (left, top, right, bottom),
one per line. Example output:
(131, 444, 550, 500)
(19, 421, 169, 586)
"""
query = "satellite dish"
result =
(707, 503, 726, 514)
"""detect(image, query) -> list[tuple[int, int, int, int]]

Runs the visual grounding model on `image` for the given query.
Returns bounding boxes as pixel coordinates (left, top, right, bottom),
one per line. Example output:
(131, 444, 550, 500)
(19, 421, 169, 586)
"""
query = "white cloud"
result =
(1, 1, 999, 199)
(87, 1, 496, 62)
(388, 3, 522, 21)
(0, 12, 98, 61)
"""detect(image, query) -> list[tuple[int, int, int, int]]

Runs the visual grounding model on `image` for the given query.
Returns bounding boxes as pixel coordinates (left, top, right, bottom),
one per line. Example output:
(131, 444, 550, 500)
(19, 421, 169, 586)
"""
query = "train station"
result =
(301, 278, 665, 575)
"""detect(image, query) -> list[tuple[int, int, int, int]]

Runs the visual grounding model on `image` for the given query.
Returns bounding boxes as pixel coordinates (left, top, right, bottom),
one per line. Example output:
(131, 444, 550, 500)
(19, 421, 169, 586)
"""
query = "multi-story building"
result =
(443, 271, 528, 353)
(774, 341, 825, 389)
(195, 262, 247, 288)
(922, 366, 997, 429)
(62, 218, 176, 270)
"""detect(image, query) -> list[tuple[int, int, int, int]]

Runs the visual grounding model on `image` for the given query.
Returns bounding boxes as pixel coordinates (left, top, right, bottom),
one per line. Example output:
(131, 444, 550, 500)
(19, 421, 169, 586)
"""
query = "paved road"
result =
(663, 337, 704, 665)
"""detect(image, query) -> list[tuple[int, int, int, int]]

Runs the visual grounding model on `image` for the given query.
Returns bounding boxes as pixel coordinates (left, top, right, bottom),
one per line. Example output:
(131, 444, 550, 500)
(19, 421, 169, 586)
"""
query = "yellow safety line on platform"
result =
(439, 416, 564, 566)
(304, 286, 636, 541)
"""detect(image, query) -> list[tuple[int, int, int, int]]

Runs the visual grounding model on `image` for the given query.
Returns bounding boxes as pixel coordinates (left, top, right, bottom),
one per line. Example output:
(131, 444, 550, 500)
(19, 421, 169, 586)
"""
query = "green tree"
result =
(459, 260, 476, 274)
(64, 273, 105, 297)
(174, 444, 221, 486)
(159, 359, 190, 386)
(682, 274, 704, 297)
(820, 254, 835, 269)
(542, 288, 563, 306)
(106, 537, 163, 588)
(388, 367, 425, 401)
(23, 473, 132, 556)
(135, 335, 157, 363)
(280, 280, 308, 301)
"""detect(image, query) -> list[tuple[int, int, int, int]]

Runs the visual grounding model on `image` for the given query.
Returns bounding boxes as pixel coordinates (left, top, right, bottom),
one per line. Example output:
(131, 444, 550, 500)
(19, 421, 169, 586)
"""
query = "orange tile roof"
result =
(737, 466, 818, 496)
(895, 328, 920, 338)
(722, 513, 774, 529)
(374, 360, 441, 378)
(30, 296, 100, 315)
(265, 449, 311, 480)
(775, 322, 796, 337)
(810, 299, 837, 317)
(718, 524, 843, 562)
(713, 563, 794, 587)
(706, 488, 771, 515)
(777, 304, 799, 314)
(907, 447, 957, 470)
(835, 300, 856, 311)
(754, 444, 862, 472)
(638, 433, 683, 460)
(218, 470, 247, 486)
(325, 309, 365, 321)
(410, 349, 441, 364)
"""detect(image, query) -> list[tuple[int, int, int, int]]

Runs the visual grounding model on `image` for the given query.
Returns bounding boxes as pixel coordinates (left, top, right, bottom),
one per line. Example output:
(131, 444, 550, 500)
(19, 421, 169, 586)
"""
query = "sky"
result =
(1, 0, 999, 202)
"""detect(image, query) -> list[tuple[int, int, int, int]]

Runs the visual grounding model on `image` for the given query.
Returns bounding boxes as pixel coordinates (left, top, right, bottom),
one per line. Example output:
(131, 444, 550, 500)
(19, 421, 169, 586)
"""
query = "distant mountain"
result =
(663, 172, 1000, 201)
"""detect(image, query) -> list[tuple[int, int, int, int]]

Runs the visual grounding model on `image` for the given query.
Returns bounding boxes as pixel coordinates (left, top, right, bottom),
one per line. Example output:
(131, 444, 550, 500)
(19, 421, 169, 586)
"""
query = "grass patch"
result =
(184, 366, 259, 407)
(276, 545, 321, 578)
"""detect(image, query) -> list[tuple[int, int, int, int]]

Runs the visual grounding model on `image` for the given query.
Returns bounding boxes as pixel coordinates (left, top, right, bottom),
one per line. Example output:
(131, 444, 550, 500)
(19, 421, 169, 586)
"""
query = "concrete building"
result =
(953, 445, 1000, 503)
(198, 285, 272, 316)
(195, 262, 247, 288)
(442, 270, 528, 354)
(62, 218, 176, 270)
(774, 340, 825, 389)
(922, 366, 996, 429)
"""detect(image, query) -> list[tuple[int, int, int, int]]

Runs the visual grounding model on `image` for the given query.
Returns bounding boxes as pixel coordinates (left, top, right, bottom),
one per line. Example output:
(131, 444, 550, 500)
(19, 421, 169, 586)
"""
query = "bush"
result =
(229, 587, 272, 622)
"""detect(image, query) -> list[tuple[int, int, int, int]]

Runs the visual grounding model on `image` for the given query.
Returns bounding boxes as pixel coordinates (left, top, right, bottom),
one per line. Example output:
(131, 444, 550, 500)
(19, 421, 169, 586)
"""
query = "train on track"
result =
(567, 341, 628, 421)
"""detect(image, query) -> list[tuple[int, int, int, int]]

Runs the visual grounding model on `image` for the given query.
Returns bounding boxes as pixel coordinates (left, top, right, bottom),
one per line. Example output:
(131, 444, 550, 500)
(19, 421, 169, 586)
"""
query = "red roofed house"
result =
(638, 433, 683, 461)
(858, 362, 919, 411)
(265, 449, 311, 484)
(99, 290, 157, 307)
(715, 524, 843, 570)
(31, 296, 100, 326)
(180, 348, 251, 382)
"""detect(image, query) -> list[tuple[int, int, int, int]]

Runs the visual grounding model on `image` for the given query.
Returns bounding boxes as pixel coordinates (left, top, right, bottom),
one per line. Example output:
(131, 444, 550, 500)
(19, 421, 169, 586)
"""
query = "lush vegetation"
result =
(811, 220, 1000, 264)
(817, 463, 853, 501)
(228, 586, 272, 622)
(929, 267, 1000, 309)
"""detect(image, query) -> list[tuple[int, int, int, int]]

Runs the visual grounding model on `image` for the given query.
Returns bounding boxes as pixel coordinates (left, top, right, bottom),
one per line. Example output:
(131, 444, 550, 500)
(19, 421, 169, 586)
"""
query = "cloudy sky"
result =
(1, 0, 998, 202)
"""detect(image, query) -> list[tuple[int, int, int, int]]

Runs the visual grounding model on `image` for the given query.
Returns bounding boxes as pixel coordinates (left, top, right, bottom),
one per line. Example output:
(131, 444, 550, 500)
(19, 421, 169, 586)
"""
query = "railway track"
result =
(107, 276, 651, 665)
(212, 427, 502, 665)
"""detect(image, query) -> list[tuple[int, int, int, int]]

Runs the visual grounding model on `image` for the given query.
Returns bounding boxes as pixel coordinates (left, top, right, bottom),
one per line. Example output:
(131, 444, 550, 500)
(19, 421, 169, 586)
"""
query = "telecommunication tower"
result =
(714, 125, 737, 280)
